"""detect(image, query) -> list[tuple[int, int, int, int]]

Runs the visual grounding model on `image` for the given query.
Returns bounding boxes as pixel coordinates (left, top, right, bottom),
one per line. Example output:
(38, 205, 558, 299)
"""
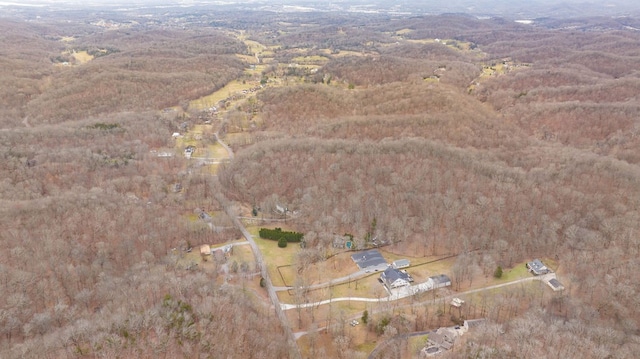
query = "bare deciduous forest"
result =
(2, 5, 640, 358)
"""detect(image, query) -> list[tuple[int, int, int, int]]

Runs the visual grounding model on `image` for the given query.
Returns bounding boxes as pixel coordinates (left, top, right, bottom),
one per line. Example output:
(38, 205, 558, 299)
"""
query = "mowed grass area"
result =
(244, 64, 270, 76)
(70, 50, 93, 64)
(291, 55, 329, 64)
(396, 28, 413, 35)
(224, 243, 256, 267)
(459, 280, 543, 313)
(224, 132, 254, 147)
(244, 39, 267, 54)
(190, 143, 230, 161)
(278, 274, 384, 305)
(248, 225, 300, 287)
(498, 261, 531, 282)
(276, 248, 458, 304)
(278, 252, 460, 306)
(189, 80, 260, 111)
(175, 134, 198, 148)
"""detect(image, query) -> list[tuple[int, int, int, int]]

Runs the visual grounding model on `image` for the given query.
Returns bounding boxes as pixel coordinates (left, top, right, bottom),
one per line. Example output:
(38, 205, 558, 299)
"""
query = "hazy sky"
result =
(4, 0, 640, 18)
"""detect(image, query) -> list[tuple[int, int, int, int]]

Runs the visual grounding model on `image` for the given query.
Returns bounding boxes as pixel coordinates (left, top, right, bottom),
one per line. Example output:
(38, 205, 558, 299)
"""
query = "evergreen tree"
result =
(494, 265, 503, 279)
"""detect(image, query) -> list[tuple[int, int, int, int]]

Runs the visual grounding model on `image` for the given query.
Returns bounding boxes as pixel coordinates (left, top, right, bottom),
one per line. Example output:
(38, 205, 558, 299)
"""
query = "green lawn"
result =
(356, 342, 377, 354)
(327, 276, 383, 300)
(227, 244, 256, 266)
(497, 261, 530, 282)
(249, 225, 300, 285)
(291, 55, 329, 64)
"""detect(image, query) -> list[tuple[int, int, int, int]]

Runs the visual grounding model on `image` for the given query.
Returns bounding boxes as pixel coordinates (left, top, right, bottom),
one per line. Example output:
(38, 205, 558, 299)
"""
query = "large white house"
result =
(380, 267, 412, 289)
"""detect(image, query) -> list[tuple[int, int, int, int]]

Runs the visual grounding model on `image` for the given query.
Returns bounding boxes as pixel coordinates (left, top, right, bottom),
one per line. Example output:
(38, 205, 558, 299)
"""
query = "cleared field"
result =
(292, 55, 329, 64)
(406, 38, 436, 45)
(224, 132, 254, 147)
(244, 39, 267, 54)
(190, 143, 230, 161)
(189, 80, 259, 111)
(498, 261, 530, 282)
(71, 50, 93, 64)
(225, 243, 256, 266)
(244, 64, 270, 76)
(248, 225, 301, 286)
(236, 54, 258, 64)
(322, 49, 367, 57)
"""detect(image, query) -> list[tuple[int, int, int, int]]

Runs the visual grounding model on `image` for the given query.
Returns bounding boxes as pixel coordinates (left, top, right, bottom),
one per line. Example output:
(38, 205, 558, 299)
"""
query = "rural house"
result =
(380, 267, 412, 289)
(526, 259, 550, 275)
(351, 249, 388, 272)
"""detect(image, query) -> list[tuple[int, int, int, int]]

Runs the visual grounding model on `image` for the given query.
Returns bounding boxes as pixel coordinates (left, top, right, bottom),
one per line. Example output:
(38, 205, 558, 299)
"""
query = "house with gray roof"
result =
(527, 259, 550, 275)
(351, 249, 388, 272)
(380, 267, 412, 289)
(427, 274, 452, 289)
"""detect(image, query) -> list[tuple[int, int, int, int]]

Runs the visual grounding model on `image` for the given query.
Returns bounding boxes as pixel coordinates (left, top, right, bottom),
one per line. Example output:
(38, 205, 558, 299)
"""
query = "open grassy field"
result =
(224, 132, 254, 147)
(190, 143, 230, 160)
(225, 243, 256, 266)
(70, 50, 93, 64)
(244, 64, 270, 76)
(236, 54, 258, 64)
(498, 261, 531, 282)
(291, 55, 329, 64)
(189, 80, 259, 111)
(248, 225, 301, 286)
(244, 39, 266, 54)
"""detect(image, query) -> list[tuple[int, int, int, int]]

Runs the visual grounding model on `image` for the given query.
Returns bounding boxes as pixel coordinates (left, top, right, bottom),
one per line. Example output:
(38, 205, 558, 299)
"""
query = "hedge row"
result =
(259, 228, 303, 243)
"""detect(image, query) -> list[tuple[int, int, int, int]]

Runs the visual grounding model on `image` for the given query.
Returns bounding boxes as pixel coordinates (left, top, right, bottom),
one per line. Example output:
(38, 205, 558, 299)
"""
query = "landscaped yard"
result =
(498, 261, 530, 282)
(248, 225, 301, 286)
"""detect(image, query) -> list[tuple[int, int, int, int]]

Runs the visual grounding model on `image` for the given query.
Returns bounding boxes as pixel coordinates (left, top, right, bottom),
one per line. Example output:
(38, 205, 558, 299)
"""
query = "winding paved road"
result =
(227, 211, 302, 359)
(190, 100, 297, 356)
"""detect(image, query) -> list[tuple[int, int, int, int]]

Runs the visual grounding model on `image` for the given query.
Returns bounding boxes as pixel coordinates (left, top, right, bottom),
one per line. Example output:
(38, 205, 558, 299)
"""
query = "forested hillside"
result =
(2, 8, 640, 358)
(0, 18, 288, 359)
(219, 14, 640, 358)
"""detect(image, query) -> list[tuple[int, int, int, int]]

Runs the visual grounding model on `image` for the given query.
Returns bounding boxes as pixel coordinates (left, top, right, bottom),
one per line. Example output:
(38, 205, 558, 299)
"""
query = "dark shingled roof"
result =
(527, 259, 550, 275)
(380, 267, 411, 287)
(351, 249, 388, 272)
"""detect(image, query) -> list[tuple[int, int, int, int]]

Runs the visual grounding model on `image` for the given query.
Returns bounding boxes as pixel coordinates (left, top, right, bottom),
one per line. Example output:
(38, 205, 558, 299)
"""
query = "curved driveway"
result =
(282, 273, 556, 311)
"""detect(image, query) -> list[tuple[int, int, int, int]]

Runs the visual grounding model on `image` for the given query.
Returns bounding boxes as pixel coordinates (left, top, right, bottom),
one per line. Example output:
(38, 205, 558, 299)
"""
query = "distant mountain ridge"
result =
(3, 0, 640, 19)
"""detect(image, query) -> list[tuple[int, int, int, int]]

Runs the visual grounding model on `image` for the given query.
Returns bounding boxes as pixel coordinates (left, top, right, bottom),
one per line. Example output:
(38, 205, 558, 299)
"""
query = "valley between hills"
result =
(2, 4, 640, 358)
